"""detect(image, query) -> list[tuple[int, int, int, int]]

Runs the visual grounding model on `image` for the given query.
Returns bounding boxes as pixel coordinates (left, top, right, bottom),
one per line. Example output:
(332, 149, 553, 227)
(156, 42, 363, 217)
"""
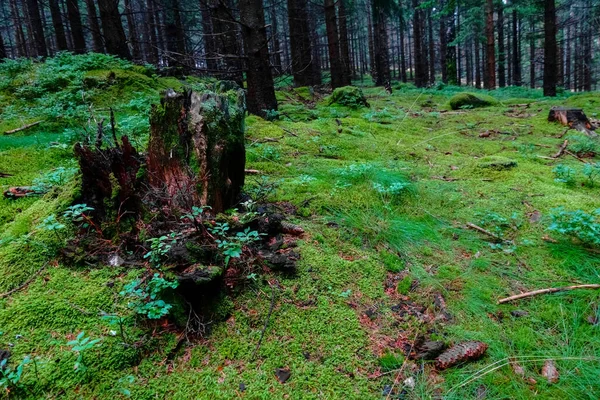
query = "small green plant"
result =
(181, 205, 211, 232)
(372, 182, 410, 204)
(0, 356, 31, 391)
(297, 175, 317, 185)
(215, 227, 261, 265)
(144, 233, 177, 267)
(120, 273, 179, 319)
(37, 214, 66, 240)
(582, 163, 600, 187)
(553, 164, 576, 186)
(67, 331, 101, 372)
(263, 109, 279, 121)
(209, 222, 230, 237)
(548, 208, 600, 247)
(478, 211, 521, 237)
(63, 204, 94, 227)
(30, 167, 77, 193)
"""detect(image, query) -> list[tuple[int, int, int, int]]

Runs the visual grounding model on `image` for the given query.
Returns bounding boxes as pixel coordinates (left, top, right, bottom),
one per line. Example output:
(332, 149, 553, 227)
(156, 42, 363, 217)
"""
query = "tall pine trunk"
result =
(239, 0, 278, 117)
(512, 8, 521, 85)
(529, 16, 535, 89)
(124, 0, 142, 61)
(287, 0, 317, 86)
(98, 0, 132, 60)
(25, 0, 47, 57)
(427, 8, 435, 83)
(48, 0, 68, 51)
(497, 0, 505, 87)
(143, 0, 159, 64)
(84, 0, 103, 53)
(372, 0, 390, 86)
(484, 0, 495, 89)
(0, 31, 6, 60)
(542, 0, 557, 96)
(210, 0, 243, 84)
(324, 0, 343, 88)
(338, 0, 352, 85)
(413, 0, 426, 87)
(66, 0, 85, 53)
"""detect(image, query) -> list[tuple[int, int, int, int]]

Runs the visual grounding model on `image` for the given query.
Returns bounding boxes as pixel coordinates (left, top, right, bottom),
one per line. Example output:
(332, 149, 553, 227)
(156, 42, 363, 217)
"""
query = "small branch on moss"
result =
(0, 172, 13, 178)
(497, 284, 600, 304)
(251, 281, 278, 361)
(4, 121, 43, 135)
(282, 128, 298, 137)
(245, 169, 263, 175)
(552, 140, 569, 158)
(0, 263, 47, 299)
(465, 222, 507, 243)
(565, 150, 587, 163)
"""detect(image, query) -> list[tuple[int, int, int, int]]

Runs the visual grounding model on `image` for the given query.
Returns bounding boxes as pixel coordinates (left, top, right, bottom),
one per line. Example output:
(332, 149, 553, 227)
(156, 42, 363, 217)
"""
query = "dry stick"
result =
(282, 128, 298, 137)
(552, 139, 569, 158)
(497, 284, 600, 304)
(4, 121, 43, 135)
(465, 222, 507, 243)
(0, 263, 47, 299)
(251, 283, 278, 361)
(565, 150, 588, 163)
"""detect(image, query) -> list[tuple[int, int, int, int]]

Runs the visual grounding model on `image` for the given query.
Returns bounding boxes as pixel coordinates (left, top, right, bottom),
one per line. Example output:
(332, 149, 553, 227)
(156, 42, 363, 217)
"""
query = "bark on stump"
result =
(548, 107, 597, 136)
(147, 88, 246, 213)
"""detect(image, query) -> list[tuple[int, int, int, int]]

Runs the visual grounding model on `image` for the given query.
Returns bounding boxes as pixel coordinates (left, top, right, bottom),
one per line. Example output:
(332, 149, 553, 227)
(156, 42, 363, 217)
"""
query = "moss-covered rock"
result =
(478, 156, 518, 170)
(448, 92, 497, 110)
(328, 86, 369, 108)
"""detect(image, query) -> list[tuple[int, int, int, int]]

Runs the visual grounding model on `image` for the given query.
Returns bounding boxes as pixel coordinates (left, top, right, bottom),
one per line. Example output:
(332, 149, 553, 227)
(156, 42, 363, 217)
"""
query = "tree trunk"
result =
(98, 0, 132, 60)
(48, 0, 68, 51)
(143, 0, 159, 64)
(475, 35, 481, 89)
(269, 0, 282, 75)
(564, 22, 570, 90)
(11, 0, 28, 57)
(25, 0, 47, 57)
(338, 0, 352, 86)
(372, 0, 390, 87)
(440, 7, 447, 83)
(287, 0, 316, 86)
(162, 0, 189, 69)
(529, 15, 535, 89)
(413, 0, 426, 87)
(427, 7, 435, 84)
(66, 0, 85, 53)
(484, 0, 495, 89)
(399, 12, 407, 83)
(200, 1, 217, 72)
(148, 89, 246, 214)
(543, 0, 557, 96)
(446, 1, 457, 85)
(239, 0, 278, 117)
(512, 6, 521, 85)
(210, 0, 243, 84)
(324, 0, 343, 88)
(0, 31, 6, 60)
(497, 0, 505, 87)
(367, 6, 374, 80)
(84, 0, 104, 53)
(124, 0, 142, 61)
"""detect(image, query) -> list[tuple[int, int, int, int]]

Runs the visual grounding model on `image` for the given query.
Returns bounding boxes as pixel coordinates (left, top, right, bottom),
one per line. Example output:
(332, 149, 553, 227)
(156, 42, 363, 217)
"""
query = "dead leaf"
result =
(541, 360, 559, 383)
(275, 367, 291, 383)
(511, 361, 525, 376)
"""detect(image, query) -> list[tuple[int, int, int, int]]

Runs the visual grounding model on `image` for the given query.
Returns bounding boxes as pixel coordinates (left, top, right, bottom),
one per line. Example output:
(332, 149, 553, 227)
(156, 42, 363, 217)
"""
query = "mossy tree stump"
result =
(548, 107, 597, 136)
(147, 88, 246, 213)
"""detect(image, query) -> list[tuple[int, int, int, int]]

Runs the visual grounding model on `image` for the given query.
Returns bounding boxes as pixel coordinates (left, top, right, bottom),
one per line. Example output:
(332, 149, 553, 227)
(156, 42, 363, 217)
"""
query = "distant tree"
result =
(413, 0, 427, 87)
(287, 0, 318, 86)
(338, 0, 352, 85)
(84, 0, 104, 53)
(484, 0, 495, 89)
(0, 31, 6, 60)
(542, 0, 557, 96)
(24, 0, 47, 57)
(324, 0, 343, 88)
(497, 0, 506, 87)
(48, 0, 68, 51)
(66, 0, 86, 53)
(97, 0, 131, 60)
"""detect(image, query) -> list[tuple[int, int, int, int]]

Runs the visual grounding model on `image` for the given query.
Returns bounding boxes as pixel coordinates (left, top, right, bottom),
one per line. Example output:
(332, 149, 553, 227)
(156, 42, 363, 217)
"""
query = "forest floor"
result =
(0, 55, 599, 399)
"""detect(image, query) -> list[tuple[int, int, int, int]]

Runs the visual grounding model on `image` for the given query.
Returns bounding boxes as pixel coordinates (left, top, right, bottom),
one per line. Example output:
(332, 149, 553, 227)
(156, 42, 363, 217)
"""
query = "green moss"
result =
(396, 276, 412, 295)
(448, 92, 498, 110)
(477, 156, 518, 170)
(327, 86, 369, 109)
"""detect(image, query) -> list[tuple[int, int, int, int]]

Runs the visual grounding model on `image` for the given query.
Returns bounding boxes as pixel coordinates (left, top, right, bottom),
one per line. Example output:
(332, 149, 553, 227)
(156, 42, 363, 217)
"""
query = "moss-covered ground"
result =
(0, 55, 599, 398)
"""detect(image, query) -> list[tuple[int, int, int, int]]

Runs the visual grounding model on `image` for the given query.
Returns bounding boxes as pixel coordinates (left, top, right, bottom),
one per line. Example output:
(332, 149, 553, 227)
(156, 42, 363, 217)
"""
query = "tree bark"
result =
(484, 0, 495, 89)
(143, 0, 159, 63)
(84, 0, 104, 53)
(124, 0, 142, 61)
(372, 0, 390, 87)
(24, 0, 47, 57)
(10, 0, 28, 57)
(48, 0, 68, 51)
(287, 0, 317, 86)
(239, 0, 278, 117)
(148, 89, 246, 213)
(446, 1, 457, 85)
(0, 32, 6, 60)
(324, 0, 343, 88)
(530, 15, 535, 89)
(543, 0, 557, 96)
(98, 0, 132, 60)
(413, 0, 426, 87)
(512, 6, 521, 85)
(200, 1, 217, 72)
(162, 0, 189, 69)
(475, 34, 481, 89)
(210, 0, 243, 84)
(427, 7, 435, 84)
(497, 0, 505, 87)
(66, 0, 85, 53)
(338, 0, 352, 86)
(269, 0, 282, 75)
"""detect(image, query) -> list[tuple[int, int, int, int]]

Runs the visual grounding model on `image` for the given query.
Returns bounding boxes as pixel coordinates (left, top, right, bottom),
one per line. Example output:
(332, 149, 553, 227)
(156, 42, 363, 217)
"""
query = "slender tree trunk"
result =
(372, 0, 390, 86)
(48, 0, 68, 51)
(565, 22, 570, 90)
(466, 38, 472, 85)
(324, 0, 343, 88)
(338, 0, 352, 85)
(427, 8, 435, 83)
(367, 6, 375, 79)
(210, 0, 243, 83)
(512, 7, 521, 85)
(287, 0, 317, 86)
(11, 0, 28, 57)
(66, 0, 85, 53)
(446, 1, 457, 85)
(200, 1, 217, 72)
(543, 0, 557, 96)
(307, 1, 321, 85)
(399, 13, 407, 82)
(413, 0, 426, 87)
(25, 0, 47, 56)
(484, 0, 495, 89)
(162, 0, 189, 69)
(98, 0, 132, 59)
(456, 3, 461, 85)
(239, 0, 277, 116)
(440, 7, 447, 83)
(269, 0, 282, 75)
(124, 0, 142, 61)
(0, 31, 6, 60)
(583, 24, 592, 91)
(143, 0, 158, 63)
(530, 15, 535, 89)
(475, 35, 481, 88)
(497, 0, 505, 87)
(84, 0, 103, 53)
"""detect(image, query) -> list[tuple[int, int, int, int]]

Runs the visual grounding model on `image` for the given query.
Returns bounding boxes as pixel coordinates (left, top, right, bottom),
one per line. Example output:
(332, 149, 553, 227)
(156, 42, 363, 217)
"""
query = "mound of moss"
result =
(477, 156, 518, 170)
(448, 92, 497, 110)
(328, 86, 369, 108)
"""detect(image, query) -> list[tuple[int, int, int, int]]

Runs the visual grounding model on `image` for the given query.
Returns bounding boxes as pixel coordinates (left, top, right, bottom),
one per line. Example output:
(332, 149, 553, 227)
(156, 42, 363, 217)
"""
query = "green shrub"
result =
(548, 208, 600, 247)
(568, 134, 599, 156)
(328, 86, 369, 108)
(448, 92, 497, 110)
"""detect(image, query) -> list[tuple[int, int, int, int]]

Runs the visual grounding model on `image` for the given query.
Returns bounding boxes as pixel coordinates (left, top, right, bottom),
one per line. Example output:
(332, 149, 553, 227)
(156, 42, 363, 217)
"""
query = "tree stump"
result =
(548, 107, 597, 137)
(147, 87, 246, 213)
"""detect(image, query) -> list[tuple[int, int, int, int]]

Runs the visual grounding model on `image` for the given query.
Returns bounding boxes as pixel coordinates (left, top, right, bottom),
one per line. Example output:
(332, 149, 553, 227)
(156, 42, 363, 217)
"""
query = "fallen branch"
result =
(552, 140, 568, 158)
(565, 150, 588, 163)
(3, 186, 46, 199)
(0, 172, 13, 178)
(497, 284, 600, 304)
(465, 222, 507, 243)
(245, 169, 263, 175)
(4, 121, 43, 135)
(0, 263, 47, 299)
(251, 282, 278, 361)
(282, 128, 298, 137)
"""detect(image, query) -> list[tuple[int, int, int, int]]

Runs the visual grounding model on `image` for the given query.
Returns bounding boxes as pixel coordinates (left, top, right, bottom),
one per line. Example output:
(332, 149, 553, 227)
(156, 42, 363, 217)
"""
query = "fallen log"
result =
(497, 284, 600, 304)
(548, 107, 597, 137)
(552, 140, 569, 158)
(3, 186, 46, 199)
(4, 121, 43, 135)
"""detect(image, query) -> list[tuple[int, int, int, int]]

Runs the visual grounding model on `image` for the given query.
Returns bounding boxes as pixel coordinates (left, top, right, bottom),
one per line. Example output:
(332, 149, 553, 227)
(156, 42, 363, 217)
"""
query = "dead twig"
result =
(251, 281, 278, 361)
(282, 128, 298, 137)
(465, 222, 508, 243)
(245, 169, 263, 175)
(4, 121, 43, 135)
(552, 140, 568, 158)
(0, 263, 47, 299)
(497, 284, 600, 304)
(565, 150, 588, 163)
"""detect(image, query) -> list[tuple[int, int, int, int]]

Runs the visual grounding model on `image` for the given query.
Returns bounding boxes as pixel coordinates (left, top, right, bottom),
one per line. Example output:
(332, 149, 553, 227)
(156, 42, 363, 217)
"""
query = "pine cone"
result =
(435, 341, 488, 370)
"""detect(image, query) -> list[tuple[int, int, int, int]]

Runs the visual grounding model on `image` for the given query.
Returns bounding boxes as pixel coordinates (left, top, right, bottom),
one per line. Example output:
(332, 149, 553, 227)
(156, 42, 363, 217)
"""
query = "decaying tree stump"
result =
(548, 107, 597, 136)
(74, 135, 142, 221)
(147, 88, 246, 213)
